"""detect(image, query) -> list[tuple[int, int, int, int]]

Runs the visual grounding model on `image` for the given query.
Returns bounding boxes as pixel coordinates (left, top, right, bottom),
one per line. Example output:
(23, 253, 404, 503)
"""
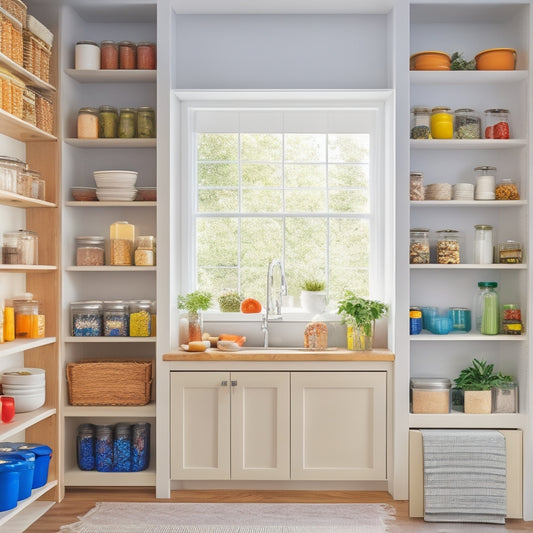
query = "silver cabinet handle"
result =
(231, 380, 237, 387)
(221, 380, 228, 386)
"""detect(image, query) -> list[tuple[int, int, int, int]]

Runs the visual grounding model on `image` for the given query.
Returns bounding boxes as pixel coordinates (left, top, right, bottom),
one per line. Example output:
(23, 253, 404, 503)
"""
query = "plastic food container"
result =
(0, 459, 25, 511)
(71, 300, 103, 336)
(411, 377, 451, 413)
(110, 221, 135, 265)
(129, 299, 152, 336)
(14, 443, 52, 488)
(103, 300, 129, 336)
(134, 235, 155, 266)
(0, 451, 34, 500)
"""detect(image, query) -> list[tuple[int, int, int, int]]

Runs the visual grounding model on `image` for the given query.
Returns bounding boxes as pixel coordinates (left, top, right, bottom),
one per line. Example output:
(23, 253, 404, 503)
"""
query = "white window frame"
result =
(175, 91, 395, 315)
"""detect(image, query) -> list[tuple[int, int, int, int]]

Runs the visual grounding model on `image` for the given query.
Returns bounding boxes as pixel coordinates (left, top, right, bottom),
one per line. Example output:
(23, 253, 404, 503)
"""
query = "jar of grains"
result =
(495, 178, 520, 200)
(77, 107, 99, 139)
(410, 107, 431, 139)
(453, 108, 481, 139)
(436, 229, 462, 264)
(103, 300, 129, 336)
(136, 42, 156, 69)
(430, 106, 453, 139)
(410, 378, 451, 414)
(118, 108, 136, 138)
(110, 221, 135, 265)
(410, 228, 430, 264)
(129, 299, 152, 336)
(100, 41, 118, 69)
(137, 106, 155, 138)
(118, 41, 136, 69)
(75, 236, 105, 266)
(134, 235, 155, 266)
(71, 300, 103, 336)
(409, 171, 424, 200)
(484, 108, 510, 139)
(98, 105, 118, 138)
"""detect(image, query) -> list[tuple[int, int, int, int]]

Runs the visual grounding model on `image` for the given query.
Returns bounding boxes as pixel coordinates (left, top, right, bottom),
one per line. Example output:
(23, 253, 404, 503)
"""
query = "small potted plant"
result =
(453, 358, 501, 414)
(177, 290, 213, 342)
(300, 278, 327, 314)
(336, 290, 388, 351)
(218, 290, 243, 312)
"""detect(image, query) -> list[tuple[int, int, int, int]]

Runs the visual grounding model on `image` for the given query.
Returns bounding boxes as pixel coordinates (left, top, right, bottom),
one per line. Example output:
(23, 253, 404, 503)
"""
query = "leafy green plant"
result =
(301, 279, 326, 292)
(336, 290, 388, 336)
(450, 51, 476, 70)
(454, 358, 501, 391)
(177, 290, 213, 315)
(218, 290, 243, 312)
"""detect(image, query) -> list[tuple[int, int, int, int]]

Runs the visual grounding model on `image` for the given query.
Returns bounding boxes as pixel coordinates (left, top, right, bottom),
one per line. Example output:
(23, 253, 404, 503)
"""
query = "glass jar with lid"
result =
(474, 165, 496, 200)
(103, 300, 129, 336)
(22, 167, 41, 199)
(110, 221, 135, 265)
(18, 229, 38, 265)
(77, 423, 95, 470)
(409, 172, 424, 201)
(474, 224, 493, 264)
(495, 178, 520, 200)
(2, 231, 20, 264)
(436, 229, 463, 264)
(497, 240, 523, 264)
(430, 106, 453, 139)
(0, 156, 25, 193)
(112, 422, 132, 472)
(454, 108, 481, 139)
(134, 235, 155, 266)
(14, 297, 44, 338)
(137, 107, 155, 138)
(75, 41, 100, 70)
(474, 281, 499, 334)
(16, 166, 32, 197)
(71, 300, 103, 336)
(410, 107, 431, 139)
(137, 42, 156, 69)
(77, 107, 99, 139)
(410, 228, 430, 264)
(484, 108, 510, 139)
(100, 40, 118, 69)
(98, 105, 118, 138)
(118, 41, 136, 69)
(129, 299, 153, 337)
(75, 236, 105, 266)
(118, 108, 136, 138)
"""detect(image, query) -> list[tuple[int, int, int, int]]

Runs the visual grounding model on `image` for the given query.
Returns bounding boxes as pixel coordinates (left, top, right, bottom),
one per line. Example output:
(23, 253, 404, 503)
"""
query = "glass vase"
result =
(188, 312, 203, 342)
(346, 321, 374, 351)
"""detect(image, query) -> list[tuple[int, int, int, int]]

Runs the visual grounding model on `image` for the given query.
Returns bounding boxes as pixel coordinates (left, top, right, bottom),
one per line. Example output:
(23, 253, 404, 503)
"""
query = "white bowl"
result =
(1, 368, 45, 385)
(93, 170, 138, 189)
(96, 188, 138, 202)
(2, 384, 45, 393)
(10, 392, 45, 413)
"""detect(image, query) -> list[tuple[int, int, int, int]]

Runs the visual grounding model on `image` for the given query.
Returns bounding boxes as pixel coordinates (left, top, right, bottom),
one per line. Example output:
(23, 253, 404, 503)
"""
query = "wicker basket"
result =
(67, 360, 152, 406)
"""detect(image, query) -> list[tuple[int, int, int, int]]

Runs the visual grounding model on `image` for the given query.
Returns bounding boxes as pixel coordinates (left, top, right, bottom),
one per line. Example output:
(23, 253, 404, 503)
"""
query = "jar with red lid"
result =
(118, 41, 136, 69)
(136, 42, 156, 69)
(484, 108, 510, 139)
(100, 41, 118, 69)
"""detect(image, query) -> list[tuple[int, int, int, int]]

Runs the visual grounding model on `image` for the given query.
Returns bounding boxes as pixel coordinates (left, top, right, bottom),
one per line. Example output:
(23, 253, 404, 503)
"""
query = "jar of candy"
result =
(454, 108, 481, 139)
(430, 106, 453, 139)
(137, 42, 156, 69)
(410, 228, 430, 264)
(103, 300, 129, 336)
(77, 107, 99, 139)
(98, 105, 118, 138)
(436, 229, 462, 264)
(495, 178, 520, 200)
(95, 425, 113, 472)
(129, 299, 152, 337)
(112, 423, 132, 472)
(118, 108, 136, 138)
(77, 423, 95, 470)
(100, 40, 118, 69)
(131, 422, 150, 471)
(76, 236, 105, 266)
(118, 41, 136, 69)
(137, 107, 155, 138)
(71, 300, 103, 336)
(484, 108, 510, 139)
(410, 107, 431, 139)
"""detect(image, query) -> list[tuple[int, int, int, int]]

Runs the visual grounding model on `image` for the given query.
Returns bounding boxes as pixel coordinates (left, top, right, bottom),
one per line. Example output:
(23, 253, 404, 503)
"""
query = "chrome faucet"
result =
(262, 259, 288, 347)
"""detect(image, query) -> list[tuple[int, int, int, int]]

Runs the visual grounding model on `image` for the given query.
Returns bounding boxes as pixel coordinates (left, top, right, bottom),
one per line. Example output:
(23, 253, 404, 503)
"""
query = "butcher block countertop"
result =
(163, 347, 394, 362)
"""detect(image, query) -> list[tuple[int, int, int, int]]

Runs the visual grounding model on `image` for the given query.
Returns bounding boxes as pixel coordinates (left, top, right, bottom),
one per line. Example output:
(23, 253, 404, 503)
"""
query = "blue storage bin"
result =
(12, 443, 52, 488)
(0, 443, 17, 453)
(0, 459, 24, 511)
(0, 451, 35, 500)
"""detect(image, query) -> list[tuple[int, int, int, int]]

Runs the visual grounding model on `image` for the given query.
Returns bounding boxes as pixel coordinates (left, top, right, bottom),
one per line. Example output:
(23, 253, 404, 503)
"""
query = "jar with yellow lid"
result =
(430, 106, 453, 139)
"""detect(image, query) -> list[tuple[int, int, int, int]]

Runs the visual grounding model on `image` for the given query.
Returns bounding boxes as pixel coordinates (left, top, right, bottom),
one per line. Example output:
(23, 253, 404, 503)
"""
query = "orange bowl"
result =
(410, 51, 451, 71)
(475, 48, 516, 70)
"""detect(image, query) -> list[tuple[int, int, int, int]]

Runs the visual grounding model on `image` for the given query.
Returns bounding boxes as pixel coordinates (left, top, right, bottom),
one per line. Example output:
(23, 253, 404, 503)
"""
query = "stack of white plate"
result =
(1, 367, 46, 413)
(425, 182, 453, 200)
(94, 170, 138, 201)
(453, 182, 475, 200)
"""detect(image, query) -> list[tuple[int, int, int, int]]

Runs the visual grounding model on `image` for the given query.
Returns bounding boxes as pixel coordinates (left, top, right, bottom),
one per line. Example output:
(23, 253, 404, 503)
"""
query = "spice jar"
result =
(14, 297, 44, 339)
(98, 105, 118, 138)
(75, 41, 100, 70)
(134, 235, 155, 266)
(118, 108, 136, 138)
(453, 108, 481, 139)
(137, 42, 156, 69)
(103, 300, 129, 336)
(436, 229, 462, 264)
(484, 108, 510, 139)
(112, 423, 132, 472)
(410, 107, 431, 139)
(410, 378, 451, 414)
(131, 422, 150, 471)
(474, 281, 499, 334)
(129, 299, 152, 336)
(2, 231, 20, 264)
(77, 423, 95, 470)
(100, 41, 118, 69)
(110, 221, 135, 265)
(118, 41, 136, 69)
(77, 107, 99, 139)
(473, 224, 493, 264)
(430, 106, 453, 139)
(497, 240, 523, 264)
(410, 228, 430, 264)
(75, 236, 105, 266)
(71, 300, 103, 336)
(474, 165, 496, 200)
(410, 172, 424, 201)
(137, 106, 155, 138)
(95, 425, 113, 472)
(495, 178, 519, 200)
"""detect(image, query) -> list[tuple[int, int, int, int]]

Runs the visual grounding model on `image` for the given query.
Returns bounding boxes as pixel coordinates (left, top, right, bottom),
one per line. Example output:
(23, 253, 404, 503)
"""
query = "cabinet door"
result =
(230, 372, 290, 480)
(170, 372, 231, 480)
(291, 371, 387, 480)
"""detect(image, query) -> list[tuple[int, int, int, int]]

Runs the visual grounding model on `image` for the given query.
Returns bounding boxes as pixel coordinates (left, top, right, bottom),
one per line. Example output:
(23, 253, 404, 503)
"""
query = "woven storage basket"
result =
(67, 360, 152, 406)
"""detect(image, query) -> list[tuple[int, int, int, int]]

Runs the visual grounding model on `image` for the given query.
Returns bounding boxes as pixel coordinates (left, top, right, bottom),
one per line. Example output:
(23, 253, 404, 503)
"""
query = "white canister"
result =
(474, 165, 496, 200)
(474, 224, 493, 264)
(75, 41, 101, 69)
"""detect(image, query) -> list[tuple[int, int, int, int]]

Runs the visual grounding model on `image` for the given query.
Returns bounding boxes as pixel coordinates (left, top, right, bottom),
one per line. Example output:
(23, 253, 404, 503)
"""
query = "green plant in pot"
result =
(177, 290, 212, 343)
(218, 290, 243, 312)
(336, 290, 388, 351)
(300, 278, 327, 314)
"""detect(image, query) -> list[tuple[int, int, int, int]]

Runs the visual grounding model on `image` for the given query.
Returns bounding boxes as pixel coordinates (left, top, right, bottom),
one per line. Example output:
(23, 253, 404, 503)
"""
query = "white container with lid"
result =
(75, 41, 101, 70)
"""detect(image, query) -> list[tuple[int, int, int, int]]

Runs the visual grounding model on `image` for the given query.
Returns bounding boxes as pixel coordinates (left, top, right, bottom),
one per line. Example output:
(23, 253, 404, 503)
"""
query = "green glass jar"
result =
(98, 105, 118, 138)
(118, 108, 136, 138)
(137, 106, 155, 138)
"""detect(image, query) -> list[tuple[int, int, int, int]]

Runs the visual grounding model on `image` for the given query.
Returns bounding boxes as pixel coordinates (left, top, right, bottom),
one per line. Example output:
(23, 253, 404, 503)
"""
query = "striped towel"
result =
(421, 429, 506, 524)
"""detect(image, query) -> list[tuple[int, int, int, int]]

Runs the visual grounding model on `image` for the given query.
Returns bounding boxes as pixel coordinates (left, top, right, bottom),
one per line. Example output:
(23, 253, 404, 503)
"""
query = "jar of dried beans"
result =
(71, 300, 103, 336)
(103, 300, 129, 336)
(436, 229, 462, 264)
(76, 236, 105, 266)
(484, 108, 510, 139)
(410, 228, 430, 264)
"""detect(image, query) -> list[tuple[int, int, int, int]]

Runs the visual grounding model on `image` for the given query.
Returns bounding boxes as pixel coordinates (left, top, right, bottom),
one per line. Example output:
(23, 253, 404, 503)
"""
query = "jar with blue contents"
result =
(112, 423, 132, 472)
(131, 422, 150, 471)
(410, 307, 422, 335)
(77, 423, 95, 470)
(95, 425, 113, 472)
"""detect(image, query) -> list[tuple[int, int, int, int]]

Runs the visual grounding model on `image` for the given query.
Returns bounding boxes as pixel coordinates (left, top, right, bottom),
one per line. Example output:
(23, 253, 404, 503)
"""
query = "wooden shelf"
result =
(65, 68, 156, 83)
(0, 190, 57, 208)
(66, 266, 156, 272)
(63, 402, 156, 417)
(64, 138, 156, 148)
(65, 336, 156, 343)
(0, 337, 57, 358)
(0, 52, 56, 93)
(410, 200, 526, 207)
(64, 468, 155, 487)
(65, 201, 156, 207)
(0, 264, 57, 273)
(0, 482, 57, 527)
(409, 412, 526, 429)
(0, 407, 56, 440)
(0, 108, 56, 142)
(411, 139, 527, 150)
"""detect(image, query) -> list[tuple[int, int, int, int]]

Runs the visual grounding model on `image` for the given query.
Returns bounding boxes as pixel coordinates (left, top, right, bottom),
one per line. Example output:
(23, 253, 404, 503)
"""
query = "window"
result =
(180, 95, 390, 309)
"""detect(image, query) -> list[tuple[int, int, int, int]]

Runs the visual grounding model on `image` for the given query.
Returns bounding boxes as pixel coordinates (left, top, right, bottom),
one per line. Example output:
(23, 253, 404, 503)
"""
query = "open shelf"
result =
(64, 138, 156, 148)
(65, 336, 156, 343)
(410, 264, 527, 270)
(63, 403, 156, 417)
(0, 108, 56, 142)
(0, 190, 57, 208)
(410, 70, 528, 85)
(409, 412, 526, 429)
(64, 468, 155, 487)
(0, 52, 56, 93)
(0, 337, 57, 358)
(0, 407, 56, 440)
(66, 266, 157, 272)
(410, 139, 527, 150)
(411, 333, 526, 342)
(410, 200, 526, 207)
(0, 265, 57, 273)
(65, 201, 156, 207)
(65, 68, 156, 83)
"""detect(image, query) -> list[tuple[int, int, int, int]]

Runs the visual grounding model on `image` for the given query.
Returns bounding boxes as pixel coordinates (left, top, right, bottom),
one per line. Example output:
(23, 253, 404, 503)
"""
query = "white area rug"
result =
(59, 502, 395, 533)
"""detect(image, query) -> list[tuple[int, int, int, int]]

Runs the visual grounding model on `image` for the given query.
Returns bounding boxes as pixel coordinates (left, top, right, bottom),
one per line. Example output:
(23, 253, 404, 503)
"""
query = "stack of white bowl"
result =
(94, 170, 138, 201)
(1, 368, 46, 413)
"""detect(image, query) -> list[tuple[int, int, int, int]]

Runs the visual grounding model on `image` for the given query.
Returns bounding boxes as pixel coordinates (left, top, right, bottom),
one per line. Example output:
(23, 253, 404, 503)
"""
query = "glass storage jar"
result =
(103, 300, 129, 336)
(112, 423, 132, 472)
(21, 167, 41, 199)
(454, 108, 481, 139)
(77, 107, 99, 139)
(410, 378, 451, 414)
(430, 106, 453, 139)
(497, 240, 523, 264)
(98, 105, 118, 138)
(75, 41, 100, 70)
(129, 299, 152, 337)
(71, 300, 103, 336)
(131, 422, 150, 471)
(474, 224, 493, 264)
(18, 229, 38, 264)
(409, 172, 424, 201)
(118, 41, 136, 69)
(77, 423, 95, 470)
(0, 156, 25, 193)
(410, 107, 431, 139)
(95, 425, 113, 472)
(484, 108, 510, 139)
(2, 231, 20, 264)
(492, 382, 518, 413)
(100, 40, 118, 69)
(137, 107, 155, 138)
(134, 235, 155, 266)
(110, 221, 135, 265)
(16, 166, 32, 197)
(474, 165, 496, 200)
(475, 281, 499, 334)
(14, 298, 44, 338)
(495, 178, 520, 200)
(118, 108, 136, 138)
(436, 229, 462, 264)
(137, 42, 156, 69)
(75, 236, 105, 266)
(410, 228, 430, 264)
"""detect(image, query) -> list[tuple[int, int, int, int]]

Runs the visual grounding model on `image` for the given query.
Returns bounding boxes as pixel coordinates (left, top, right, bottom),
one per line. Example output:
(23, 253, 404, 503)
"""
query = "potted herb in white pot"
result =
(454, 358, 500, 414)
(177, 290, 212, 343)
(300, 279, 327, 314)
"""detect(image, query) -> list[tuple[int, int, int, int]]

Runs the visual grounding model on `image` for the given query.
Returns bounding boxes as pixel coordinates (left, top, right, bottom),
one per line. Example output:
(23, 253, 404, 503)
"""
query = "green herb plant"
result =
(301, 279, 326, 292)
(218, 290, 243, 312)
(450, 51, 476, 70)
(336, 290, 388, 337)
(453, 358, 502, 391)
(177, 290, 213, 316)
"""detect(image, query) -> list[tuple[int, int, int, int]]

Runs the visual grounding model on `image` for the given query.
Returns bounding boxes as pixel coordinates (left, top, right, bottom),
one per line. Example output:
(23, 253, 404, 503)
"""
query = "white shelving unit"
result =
(59, 1, 157, 488)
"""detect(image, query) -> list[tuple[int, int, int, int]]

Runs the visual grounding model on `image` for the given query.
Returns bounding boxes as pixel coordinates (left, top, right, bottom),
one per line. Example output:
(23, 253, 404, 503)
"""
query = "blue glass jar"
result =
(77, 423, 95, 471)
(95, 425, 113, 472)
(112, 423, 132, 472)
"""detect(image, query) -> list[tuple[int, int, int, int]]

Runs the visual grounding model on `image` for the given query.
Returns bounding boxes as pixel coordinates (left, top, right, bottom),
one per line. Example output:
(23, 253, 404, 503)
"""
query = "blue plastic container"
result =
(13, 443, 52, 488)
(0, 459, 24, 511)
(0, 451, 35, 499)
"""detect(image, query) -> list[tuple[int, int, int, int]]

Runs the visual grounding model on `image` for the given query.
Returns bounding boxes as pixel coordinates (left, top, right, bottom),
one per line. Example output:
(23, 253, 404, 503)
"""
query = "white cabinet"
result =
(170, 371, 290, 480)
(291, 372, 387, 481)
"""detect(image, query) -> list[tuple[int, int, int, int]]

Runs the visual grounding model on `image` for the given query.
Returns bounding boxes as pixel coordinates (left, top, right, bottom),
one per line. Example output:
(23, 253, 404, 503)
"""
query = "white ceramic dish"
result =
(217, 340, 243, 351)
(1, 368, 45, 385)
(2, 383, 45, 391)
(11, 392, 45, 412)
(96, 188, 138, 202)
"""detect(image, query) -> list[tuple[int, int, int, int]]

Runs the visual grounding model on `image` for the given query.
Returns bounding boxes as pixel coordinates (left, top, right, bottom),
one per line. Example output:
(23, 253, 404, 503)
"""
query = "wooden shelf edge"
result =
(0, 190, 57, 208)
(0, 108, 56, 142)
(63, 402, 156, 417)
(0, 52, 56, 93)
(0, 337, 57, 357)
(0, 407, 56, 440)
(0, 265, 57, 272)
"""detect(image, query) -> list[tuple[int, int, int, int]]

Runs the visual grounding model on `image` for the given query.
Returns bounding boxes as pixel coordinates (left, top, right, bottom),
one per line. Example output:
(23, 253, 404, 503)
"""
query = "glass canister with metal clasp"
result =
(137, 107, 155, 138)
(98, 105, 118, 138)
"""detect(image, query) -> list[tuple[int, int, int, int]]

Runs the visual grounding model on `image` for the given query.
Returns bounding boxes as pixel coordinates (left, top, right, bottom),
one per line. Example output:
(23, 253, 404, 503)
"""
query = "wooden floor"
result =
(25, 488, 533, 532)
